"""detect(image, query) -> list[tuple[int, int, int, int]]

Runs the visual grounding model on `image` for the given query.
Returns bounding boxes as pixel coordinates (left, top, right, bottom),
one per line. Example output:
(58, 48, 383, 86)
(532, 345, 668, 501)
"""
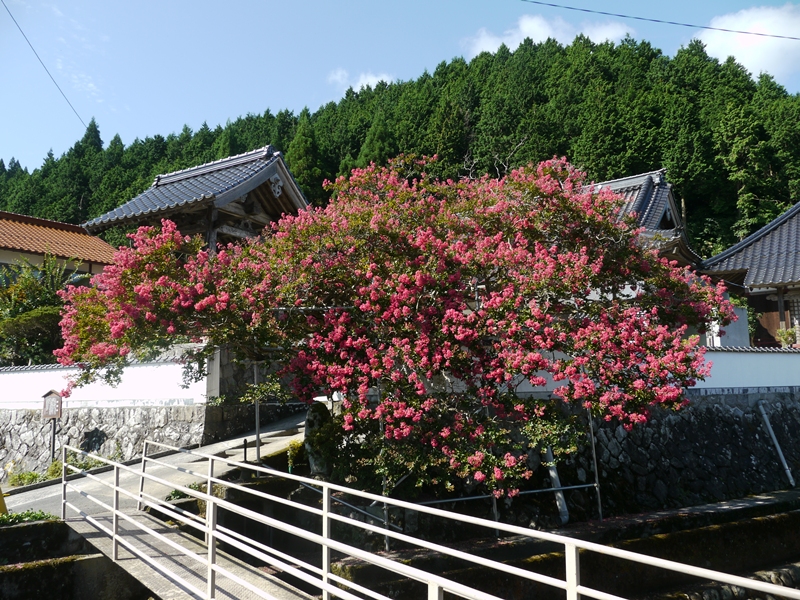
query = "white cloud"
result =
(70, 71, 100, 101)
(463, 14, 634, 58)
(353, 71, 393, 89)
(699, 5, 800, 83)
(327, 68, 394, 92)
(327, 68, 349, 87)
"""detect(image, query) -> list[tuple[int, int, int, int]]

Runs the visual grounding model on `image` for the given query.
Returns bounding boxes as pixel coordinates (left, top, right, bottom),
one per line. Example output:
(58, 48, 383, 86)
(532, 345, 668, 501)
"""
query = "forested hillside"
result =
(2, 36, 799, 256)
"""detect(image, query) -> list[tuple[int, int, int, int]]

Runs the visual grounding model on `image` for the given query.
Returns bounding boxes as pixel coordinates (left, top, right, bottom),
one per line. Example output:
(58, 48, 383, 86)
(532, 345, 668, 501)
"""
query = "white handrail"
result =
(61, 442, 800, 600)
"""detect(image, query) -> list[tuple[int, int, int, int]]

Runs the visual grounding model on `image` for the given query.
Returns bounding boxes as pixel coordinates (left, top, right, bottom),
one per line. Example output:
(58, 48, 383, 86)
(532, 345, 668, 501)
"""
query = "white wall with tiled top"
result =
(0, 361, 210, 411)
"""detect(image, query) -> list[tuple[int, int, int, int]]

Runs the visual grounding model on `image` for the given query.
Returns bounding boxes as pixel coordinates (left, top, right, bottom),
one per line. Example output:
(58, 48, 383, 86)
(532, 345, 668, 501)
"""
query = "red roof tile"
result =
(0, 211, 116, 265)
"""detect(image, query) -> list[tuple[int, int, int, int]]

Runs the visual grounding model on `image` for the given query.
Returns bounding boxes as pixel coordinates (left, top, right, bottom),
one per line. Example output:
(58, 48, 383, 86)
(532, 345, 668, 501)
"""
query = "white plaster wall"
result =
(0, 249, 102, 273)
(695, 350, 800, 388)
(0, 362, 209, 410)
(707, 306, 750, 347)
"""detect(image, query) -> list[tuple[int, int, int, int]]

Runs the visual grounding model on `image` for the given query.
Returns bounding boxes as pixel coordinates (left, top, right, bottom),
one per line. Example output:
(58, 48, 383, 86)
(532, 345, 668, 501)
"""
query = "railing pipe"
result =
(428, 581, 444, 600)
(137, 440, 148, 511)
(112, 464, 120, 561)
(491, 495, 500, 538)
(143, 444, 403, 531)
(322, 485, 331, 600)
(757, 400, 795, 487)
(61, 442, 800, 600)
(565, 543, 580, 600)
(207, 500, 217, 599)
(206, 454, 215, 544)
(587, 409, 604, 520)
(60, 445, 67, 520)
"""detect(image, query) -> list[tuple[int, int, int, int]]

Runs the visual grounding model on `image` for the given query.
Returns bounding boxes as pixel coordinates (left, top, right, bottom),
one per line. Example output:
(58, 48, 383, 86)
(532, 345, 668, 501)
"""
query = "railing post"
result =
(565, 543, 581, 600)
(383, 501, 390, 552)
(60, 445, 67, 520)
(322, 485, 331, 600)
(492, 495, 500, 538)
(137, 440, 148, 511)
(205, 456, 215, 544)
(207, 499, 217, 599)
(428, 581, 444, 600)
(112, 464, 120, 561)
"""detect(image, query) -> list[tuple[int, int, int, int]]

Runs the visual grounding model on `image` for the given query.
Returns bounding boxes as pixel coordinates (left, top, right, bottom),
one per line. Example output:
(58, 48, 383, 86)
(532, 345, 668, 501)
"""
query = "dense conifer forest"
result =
(2, 36, 799, 256)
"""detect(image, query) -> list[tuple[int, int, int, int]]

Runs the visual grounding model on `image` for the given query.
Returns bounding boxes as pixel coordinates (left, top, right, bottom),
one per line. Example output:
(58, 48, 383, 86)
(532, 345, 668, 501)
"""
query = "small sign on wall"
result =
(42, 390, 62, 420)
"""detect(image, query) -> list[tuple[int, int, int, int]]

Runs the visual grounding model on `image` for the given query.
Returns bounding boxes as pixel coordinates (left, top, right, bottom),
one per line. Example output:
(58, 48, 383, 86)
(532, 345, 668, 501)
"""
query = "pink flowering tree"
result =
(58, 157, 734, 496)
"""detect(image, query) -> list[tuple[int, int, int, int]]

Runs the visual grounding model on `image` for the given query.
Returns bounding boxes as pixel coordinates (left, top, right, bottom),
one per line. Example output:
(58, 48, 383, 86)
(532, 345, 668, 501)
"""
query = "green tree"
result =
(0, 255, 88, 366)
(355, 110, 396, 168)
(286, 108, 325, 204)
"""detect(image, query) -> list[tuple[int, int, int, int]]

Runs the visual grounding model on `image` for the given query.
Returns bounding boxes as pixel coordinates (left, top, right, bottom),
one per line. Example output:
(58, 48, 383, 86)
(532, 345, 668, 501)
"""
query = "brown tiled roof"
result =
(0, 211, 116, 265)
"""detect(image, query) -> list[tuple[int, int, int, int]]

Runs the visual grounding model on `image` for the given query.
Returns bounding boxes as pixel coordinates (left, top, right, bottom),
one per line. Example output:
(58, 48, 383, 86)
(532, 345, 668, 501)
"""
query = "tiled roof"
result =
(84, 146, 305, 232)
(704, 346, 800, 353)
(591, 170, 701, 266)
(594, 169, 677, 232)
(0, 211, 115, 264)
(702, 201, 800, 289)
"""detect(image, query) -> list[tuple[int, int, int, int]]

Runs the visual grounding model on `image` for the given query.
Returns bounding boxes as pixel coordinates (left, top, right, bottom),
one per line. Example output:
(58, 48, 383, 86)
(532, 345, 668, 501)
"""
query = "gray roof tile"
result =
(594, 169, 677, 231)
(702, 201, 800, 288)
(83, 146, 302, 232)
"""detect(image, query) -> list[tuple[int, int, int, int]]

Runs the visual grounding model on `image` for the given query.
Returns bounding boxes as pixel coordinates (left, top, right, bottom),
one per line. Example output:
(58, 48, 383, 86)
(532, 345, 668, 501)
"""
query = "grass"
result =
(7, 451, 108, 487)
(0, 509, 57, 527)
(165, 481, 205, 501)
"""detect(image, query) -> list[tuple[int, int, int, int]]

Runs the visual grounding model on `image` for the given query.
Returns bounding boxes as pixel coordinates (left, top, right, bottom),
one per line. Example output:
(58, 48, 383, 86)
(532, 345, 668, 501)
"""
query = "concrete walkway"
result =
(6, 412, 313, 599)
(70, 512, 314, 600)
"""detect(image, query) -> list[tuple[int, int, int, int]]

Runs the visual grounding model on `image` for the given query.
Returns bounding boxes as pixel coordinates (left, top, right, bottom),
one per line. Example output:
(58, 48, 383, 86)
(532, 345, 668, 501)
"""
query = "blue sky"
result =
(3, 0, 800, 171)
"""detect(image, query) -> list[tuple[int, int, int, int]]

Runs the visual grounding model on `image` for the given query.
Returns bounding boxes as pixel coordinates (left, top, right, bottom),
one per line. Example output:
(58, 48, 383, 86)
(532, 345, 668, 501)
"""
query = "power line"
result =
(518, 0, 800, 42)
(1, 0, 87, 129)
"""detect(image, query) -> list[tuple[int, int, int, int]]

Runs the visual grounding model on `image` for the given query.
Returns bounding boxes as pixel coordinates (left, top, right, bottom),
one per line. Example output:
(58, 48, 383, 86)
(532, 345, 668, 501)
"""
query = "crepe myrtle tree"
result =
(57, 157, 734, 496)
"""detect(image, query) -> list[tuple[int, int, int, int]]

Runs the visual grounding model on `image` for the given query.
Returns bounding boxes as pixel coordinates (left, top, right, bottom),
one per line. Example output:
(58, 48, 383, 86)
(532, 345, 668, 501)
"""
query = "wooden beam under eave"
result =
(215, 224, 257, 239)
(217, 200, 273, 227)
(252, 185, 284, 222)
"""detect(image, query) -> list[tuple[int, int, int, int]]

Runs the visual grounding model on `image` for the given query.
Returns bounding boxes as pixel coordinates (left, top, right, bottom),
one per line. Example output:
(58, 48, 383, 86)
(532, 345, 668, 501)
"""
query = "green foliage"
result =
(7, 470, 46, 487)
(287, 439, 306, 470)
(0, 254, 88, 366)
(7, 451, 107, 487)
(165, 481, 204, 501)
(0, 509, 57, 527)
(775, 327, 797, 348)
(239, 373, 293, 405)
(286, 108, 325, 205)
(3, 36, 800, 254)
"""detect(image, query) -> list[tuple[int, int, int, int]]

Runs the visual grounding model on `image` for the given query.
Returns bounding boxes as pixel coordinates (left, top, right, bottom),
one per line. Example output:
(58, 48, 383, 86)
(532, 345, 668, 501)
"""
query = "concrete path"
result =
(5, 412, 313, 599)
(70, 512, 314, 600)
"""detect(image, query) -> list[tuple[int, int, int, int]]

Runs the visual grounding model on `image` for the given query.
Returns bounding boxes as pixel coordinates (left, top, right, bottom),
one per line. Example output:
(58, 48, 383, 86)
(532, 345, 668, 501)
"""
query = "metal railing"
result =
(62, 441, 800, 600)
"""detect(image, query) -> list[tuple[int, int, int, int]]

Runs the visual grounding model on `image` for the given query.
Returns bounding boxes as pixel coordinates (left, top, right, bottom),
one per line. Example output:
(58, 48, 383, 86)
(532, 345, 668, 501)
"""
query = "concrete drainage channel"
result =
(0, 520, 155, 600)
(328, 503, 800, 600)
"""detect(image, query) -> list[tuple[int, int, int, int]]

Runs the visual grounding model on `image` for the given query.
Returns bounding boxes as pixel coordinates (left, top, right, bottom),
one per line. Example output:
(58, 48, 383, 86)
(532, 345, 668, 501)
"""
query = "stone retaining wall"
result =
(0, 403, 301, 482)
(561, 387, 800, 517)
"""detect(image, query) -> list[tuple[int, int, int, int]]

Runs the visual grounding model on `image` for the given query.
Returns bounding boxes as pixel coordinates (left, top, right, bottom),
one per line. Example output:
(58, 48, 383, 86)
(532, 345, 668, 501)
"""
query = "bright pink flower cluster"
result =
(57, 157, 734, 494)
